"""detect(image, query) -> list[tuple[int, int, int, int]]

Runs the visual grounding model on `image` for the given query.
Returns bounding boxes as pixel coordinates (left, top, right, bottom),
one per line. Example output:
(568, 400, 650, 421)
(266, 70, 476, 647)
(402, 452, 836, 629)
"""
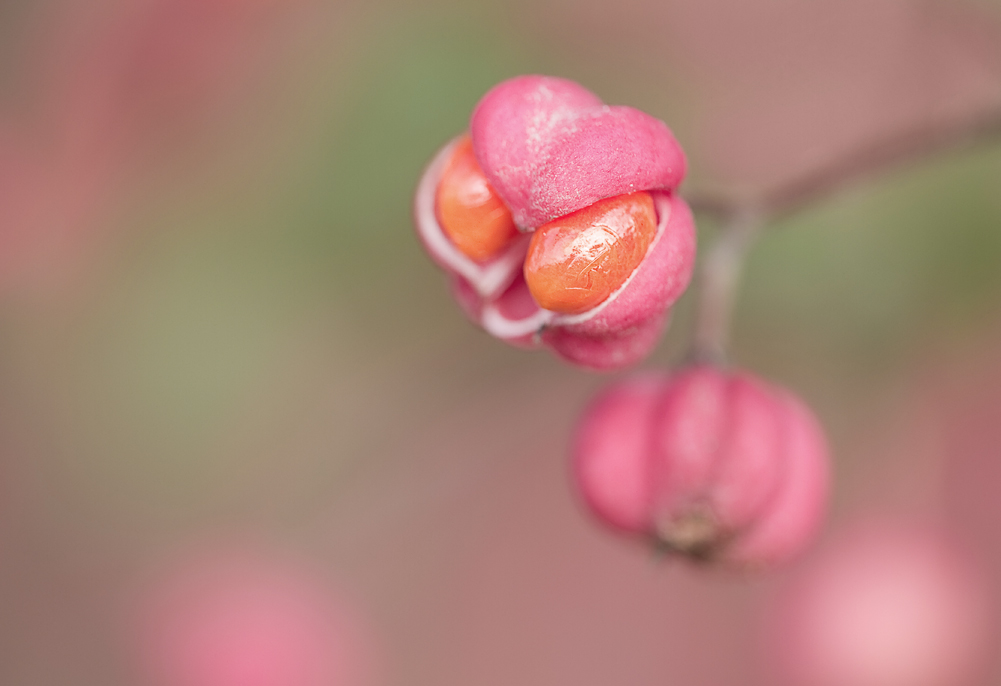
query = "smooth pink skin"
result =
(470, 75, 686, 229)
(572, 373, 667, 534)
(650, 367, 730, 518)
(572, 366, 831, 567)
(650, 368, 792, 539)
(697, 374, 786, 532)
(766, 521, 991, 686)
(725, 392, 830, 566)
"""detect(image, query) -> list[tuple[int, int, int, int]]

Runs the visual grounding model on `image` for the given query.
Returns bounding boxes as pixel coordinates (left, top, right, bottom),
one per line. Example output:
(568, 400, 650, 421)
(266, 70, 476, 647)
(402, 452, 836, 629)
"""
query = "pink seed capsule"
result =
(764, 520, 992, 686)
(413, 75, 695, 371)
(571, 365, 830, 567)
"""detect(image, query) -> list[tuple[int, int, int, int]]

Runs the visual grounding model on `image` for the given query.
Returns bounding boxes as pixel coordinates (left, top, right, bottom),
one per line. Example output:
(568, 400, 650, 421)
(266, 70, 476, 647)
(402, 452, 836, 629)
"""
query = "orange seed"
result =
(524, 192, 657, 315)
(435, 135, 519, 262)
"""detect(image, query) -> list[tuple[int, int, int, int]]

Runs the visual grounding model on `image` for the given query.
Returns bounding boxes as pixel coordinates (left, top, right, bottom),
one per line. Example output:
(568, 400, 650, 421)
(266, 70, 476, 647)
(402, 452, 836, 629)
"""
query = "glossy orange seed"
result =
(435, 135, 519, 262)
(524, 192, 657, 315)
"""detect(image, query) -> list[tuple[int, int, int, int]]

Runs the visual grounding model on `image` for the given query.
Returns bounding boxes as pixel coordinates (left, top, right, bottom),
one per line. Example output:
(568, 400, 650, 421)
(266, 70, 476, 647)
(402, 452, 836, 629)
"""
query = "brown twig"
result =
(683, 101, 1001, 361)
(688, 208, 763, 365)
(685, 105, 1001, 222)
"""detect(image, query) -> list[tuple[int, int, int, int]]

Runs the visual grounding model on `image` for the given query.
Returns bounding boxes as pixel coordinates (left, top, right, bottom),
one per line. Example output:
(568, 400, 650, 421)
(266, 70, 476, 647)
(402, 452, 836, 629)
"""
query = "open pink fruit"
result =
(571, 365, 830, 567)
(414, 75, 695, 371)
(764, 520, 992, 686)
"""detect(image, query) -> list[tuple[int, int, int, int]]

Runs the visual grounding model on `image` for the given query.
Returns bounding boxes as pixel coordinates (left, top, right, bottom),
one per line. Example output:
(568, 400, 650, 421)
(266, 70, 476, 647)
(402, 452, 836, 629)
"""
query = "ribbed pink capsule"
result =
(572, 366, 830, 567)
(414, 75, 695, 371)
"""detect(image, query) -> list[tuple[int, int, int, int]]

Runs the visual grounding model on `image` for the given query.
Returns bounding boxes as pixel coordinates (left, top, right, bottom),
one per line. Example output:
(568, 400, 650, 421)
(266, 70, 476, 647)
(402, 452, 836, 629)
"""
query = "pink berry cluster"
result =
(415, 75, 831, 568)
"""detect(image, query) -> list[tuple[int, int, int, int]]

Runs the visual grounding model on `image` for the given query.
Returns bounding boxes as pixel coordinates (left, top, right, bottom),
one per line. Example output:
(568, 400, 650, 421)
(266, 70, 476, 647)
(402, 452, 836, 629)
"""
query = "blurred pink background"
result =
(0, 0, 1000, 684)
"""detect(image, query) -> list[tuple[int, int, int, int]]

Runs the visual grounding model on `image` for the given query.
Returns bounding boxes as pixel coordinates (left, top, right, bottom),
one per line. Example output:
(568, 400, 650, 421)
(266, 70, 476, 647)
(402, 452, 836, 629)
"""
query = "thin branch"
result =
(686, 105, 1001, 221)
(688, 208, 763, 365)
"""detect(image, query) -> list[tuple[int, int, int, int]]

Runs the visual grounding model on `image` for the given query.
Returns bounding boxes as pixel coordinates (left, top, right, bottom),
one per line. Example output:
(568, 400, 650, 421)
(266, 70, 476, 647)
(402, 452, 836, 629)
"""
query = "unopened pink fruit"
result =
(572, 365, 830, 567)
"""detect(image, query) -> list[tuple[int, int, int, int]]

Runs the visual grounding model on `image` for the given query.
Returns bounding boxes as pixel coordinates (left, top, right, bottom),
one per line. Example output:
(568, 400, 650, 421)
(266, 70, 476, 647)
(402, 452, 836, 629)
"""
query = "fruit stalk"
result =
(690, 208, 762, 365)
(687, 105, 1001, 221)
